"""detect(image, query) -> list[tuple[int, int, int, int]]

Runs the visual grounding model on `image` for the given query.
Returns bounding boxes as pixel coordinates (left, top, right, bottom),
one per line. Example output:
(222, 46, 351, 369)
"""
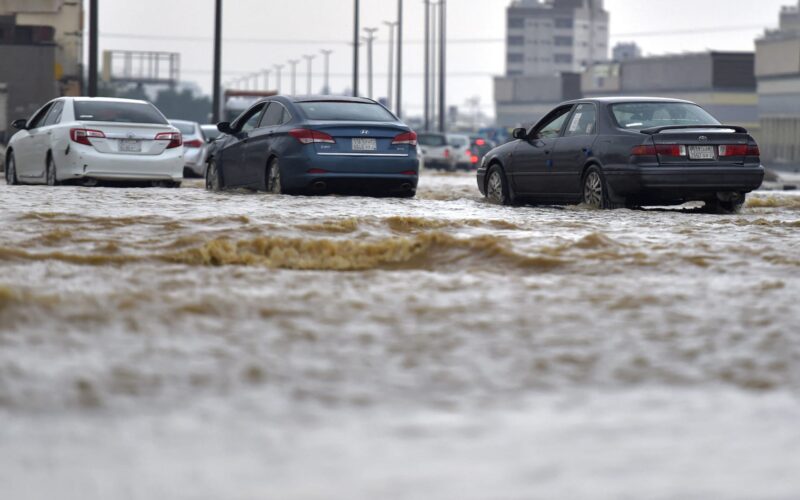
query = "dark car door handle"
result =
(544, 150, 551, 155)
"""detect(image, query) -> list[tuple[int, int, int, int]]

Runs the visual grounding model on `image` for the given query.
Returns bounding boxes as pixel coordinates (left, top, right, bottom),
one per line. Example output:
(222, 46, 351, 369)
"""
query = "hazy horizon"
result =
(92, 0, 792, 116)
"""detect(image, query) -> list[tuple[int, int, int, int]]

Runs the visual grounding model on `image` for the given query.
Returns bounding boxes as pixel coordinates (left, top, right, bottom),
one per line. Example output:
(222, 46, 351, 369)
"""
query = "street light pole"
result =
(88, 0, 98, 97)
(262, 69, 271, 90)
(438, 0, 446, 132)
(320, 49, 334, 95)
(353, 0, 360, 96)
(288, 59, 300, 95)
(383, 20, 398, 111)
(362, 27, 378, 99)
(303, 54, 316, 95)
(423, 0, 430, 131)
(211, 0, 222, 121)
(274, 64, 284, 93)
(396, 0, 403, 118)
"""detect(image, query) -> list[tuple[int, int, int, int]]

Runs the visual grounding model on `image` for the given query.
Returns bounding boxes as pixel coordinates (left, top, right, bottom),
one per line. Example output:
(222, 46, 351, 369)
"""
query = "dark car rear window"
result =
(297, 102, 396, 122)
(611, 102, 720, 130)
(74, 101, 168, 125)
(418, 134, 446, 146)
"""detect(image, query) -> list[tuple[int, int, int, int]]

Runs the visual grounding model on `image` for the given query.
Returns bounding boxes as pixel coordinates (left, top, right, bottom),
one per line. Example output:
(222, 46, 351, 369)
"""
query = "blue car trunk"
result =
(307, 121, 412, 157)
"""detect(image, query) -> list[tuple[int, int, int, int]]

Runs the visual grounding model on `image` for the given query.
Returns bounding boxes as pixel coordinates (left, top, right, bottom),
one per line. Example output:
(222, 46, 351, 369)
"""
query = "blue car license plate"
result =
(352, 138, 377, 151)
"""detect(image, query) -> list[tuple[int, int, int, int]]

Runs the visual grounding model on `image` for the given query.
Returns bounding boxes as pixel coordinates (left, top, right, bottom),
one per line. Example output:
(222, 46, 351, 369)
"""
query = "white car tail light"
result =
(155, 132, 183, 149)
(70, 128, 106, 146)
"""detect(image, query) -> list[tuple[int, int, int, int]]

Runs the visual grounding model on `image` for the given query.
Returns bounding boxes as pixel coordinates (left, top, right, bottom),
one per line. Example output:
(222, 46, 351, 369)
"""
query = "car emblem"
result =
(361, 130, 370, 135)
(698, 136, 708, 142)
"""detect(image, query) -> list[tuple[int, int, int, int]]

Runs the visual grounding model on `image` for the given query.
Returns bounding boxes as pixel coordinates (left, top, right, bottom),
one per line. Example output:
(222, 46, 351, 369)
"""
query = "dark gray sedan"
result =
(477, 97, 765, 213)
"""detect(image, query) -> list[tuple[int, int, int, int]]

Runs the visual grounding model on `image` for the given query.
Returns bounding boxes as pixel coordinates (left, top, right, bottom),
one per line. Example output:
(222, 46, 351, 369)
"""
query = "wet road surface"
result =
(1, 174, 799, 499)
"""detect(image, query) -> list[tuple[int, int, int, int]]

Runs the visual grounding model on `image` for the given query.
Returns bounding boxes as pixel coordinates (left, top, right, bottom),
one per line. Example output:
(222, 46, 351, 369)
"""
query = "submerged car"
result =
(477, 97, 765, 213)
(5, 97, 183, 187)
(205, 96, 419, 197)
(170, 119, 208, 178)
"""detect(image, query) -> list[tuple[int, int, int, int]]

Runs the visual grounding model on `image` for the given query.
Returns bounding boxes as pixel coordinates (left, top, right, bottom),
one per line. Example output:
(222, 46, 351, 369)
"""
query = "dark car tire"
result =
(6, 151, 19, 185)
(46, 155, 59, 186)
(485, 164, 513, 205)
(705, 195, 745, 214)
(267, 158, 283, 194)
(582, 166, 622, 209)
(205, 159, 224, 192)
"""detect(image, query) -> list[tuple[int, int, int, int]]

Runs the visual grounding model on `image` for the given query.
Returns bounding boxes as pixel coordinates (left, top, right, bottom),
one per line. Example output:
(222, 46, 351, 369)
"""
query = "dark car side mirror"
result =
(512, 127, 528, 140)
(12, 119, 28, 130)
(217, 122, 233, 134)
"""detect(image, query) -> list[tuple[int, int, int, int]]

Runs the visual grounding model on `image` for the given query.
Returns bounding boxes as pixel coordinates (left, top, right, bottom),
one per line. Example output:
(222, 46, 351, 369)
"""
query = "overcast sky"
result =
(93, 0, 792, 117)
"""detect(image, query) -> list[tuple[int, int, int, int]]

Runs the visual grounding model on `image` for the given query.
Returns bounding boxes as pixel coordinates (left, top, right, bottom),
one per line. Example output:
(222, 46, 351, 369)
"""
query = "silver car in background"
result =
(170, 119, 208, 177)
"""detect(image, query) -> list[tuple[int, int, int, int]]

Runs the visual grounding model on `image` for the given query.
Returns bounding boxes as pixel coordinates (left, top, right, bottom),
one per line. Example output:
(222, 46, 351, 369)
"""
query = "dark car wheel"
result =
(205, 159, 223, 192)
(705, 194, 745, 214)
(486, 164, 512, 205)
(267, 159, 283, 194)
(582, 167, 608, 209)
(46, 155, 59, 186)
(6, 151, 19, 185)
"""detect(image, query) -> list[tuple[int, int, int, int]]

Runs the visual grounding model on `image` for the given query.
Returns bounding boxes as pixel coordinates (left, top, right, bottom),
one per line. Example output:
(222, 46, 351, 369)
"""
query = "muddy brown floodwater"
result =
(1, 173, 800, 499)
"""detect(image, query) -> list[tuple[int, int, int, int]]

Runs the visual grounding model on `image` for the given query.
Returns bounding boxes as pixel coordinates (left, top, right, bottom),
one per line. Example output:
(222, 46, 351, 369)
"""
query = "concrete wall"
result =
(755, 37, 800, 77)
(494, 73, 582, 127)
(0, 44, 57, 139)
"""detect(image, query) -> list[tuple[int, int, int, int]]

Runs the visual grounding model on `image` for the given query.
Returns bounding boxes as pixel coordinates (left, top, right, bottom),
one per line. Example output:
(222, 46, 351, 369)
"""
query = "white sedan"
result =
(4, 97, 184, 187)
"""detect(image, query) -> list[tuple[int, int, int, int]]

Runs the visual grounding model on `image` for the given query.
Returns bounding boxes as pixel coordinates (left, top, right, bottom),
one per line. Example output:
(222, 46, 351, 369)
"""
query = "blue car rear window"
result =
(297, 102, 396, 122)
(611, 102, 720, 130)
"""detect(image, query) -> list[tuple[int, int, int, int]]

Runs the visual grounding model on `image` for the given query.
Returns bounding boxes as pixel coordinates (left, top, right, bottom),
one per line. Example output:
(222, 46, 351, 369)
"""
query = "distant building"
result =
(756, 0, 800, 166)
(0, 16, 57, 143)
(612, 42, 641, 62)
(495, 0, 609, 127)
(0, 0, 83, 96)
(582, 52, 758, 128)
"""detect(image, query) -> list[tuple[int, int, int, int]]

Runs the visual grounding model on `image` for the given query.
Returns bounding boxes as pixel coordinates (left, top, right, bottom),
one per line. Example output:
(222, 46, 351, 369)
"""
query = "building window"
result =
(554, 36, 573, 46)
(508, 18, 524, 29)
(508, 36, 524, 46)
(554, 54, 573, 64)
(554, 18, 573, 29)
(507, 53, 524, 63)
(508, 70, 523, 76)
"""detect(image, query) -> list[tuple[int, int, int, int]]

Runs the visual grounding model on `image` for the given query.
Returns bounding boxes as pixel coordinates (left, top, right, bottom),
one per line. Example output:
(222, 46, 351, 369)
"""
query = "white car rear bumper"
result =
(59, 146, 184, 182)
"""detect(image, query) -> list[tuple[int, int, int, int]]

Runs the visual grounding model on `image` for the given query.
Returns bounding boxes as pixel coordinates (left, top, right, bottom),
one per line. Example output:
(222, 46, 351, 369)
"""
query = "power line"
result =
(100, 24, 769, 45)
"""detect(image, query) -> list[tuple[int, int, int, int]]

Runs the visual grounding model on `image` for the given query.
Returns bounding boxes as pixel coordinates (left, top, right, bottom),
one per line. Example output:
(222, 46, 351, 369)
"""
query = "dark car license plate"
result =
(688, 145, 715, 160)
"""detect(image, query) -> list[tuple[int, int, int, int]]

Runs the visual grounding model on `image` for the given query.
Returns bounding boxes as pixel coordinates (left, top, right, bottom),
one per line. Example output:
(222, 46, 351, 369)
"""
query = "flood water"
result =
(1, 173, 799, 499)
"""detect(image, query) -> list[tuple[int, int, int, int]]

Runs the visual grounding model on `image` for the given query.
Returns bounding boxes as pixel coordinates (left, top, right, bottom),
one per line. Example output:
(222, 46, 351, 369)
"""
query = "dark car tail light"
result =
(289, 129, 335, 144)
(471, 155, 479, 164)
(631, 145, 656, 156)
(391, 131, 417, 146)
(155, 132, 182, 149)
(184, 138, 204, 148)
(719, 144, 760, 157)
(631, 144, 686, 158)
(400, 170, 418, 176)
(70, 128, 105, 146)
(655, 145, 687, 157)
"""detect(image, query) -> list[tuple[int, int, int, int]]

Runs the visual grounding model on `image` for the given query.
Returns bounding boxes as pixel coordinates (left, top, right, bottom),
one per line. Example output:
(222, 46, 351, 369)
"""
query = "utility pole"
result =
(396, 0, 403, 118)
(88, 0, 98, 97)
(438, 0, 446, 132)
(262, 69, 271, 90)
(353, 0, 360, 96)
(288, 59, 300, 95)
(362, 28, 378, 99)
(211, 0, 222, 121)
(423, 0, 430, 131)
(430, 2, 438, 128)
(303, 54, 316, 95)
(274, 64, 284, 93)
(383, 20, 398, 111)
(320, 49, 334, 94)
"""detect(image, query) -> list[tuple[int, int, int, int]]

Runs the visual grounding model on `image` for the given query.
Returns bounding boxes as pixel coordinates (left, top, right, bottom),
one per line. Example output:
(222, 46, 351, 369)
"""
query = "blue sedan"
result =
(205, 96, 419, 197)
